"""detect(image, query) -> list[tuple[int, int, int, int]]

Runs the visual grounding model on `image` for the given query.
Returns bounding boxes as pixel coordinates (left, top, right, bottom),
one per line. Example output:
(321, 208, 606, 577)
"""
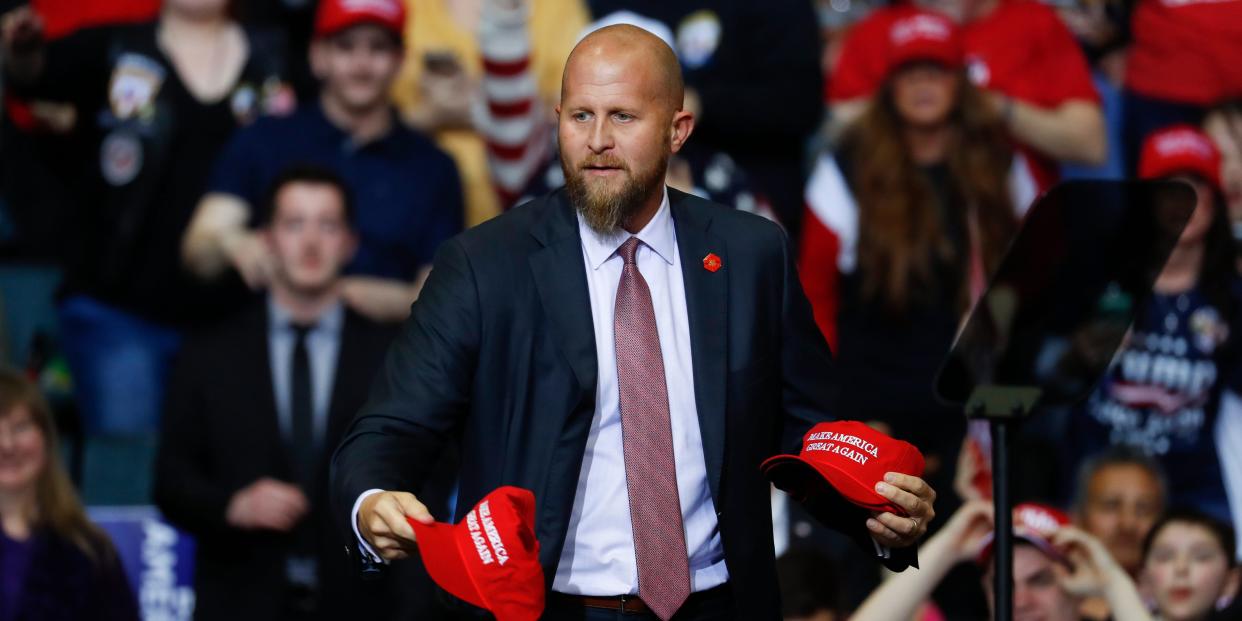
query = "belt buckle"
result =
(618, 594, 634, 614)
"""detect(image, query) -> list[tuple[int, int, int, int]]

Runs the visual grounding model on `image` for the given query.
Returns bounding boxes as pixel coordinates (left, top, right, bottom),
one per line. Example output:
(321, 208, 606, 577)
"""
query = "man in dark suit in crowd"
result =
(154, 166, 402, 621)
(333, 25, 938, 621)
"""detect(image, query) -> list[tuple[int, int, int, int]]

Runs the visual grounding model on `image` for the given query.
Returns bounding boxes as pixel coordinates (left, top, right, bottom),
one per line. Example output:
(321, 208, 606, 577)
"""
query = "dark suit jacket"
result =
(154, 303, 398, 621)
(332, 188, 913, 620)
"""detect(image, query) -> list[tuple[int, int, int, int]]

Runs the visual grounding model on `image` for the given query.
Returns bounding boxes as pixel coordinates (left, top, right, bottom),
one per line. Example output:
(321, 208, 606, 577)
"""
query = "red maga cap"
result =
(314, 0, 406, 40)
(409, 486, 544, 621)
(977, 502, 1071, 566)
(1139, 124, 1222, 190)
(886, 10, 963, 76)
(762, 421, 925, 515)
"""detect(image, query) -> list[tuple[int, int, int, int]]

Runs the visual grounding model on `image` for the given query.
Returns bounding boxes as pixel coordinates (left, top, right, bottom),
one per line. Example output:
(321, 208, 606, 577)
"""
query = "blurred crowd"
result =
(0, 0, 1239, 619)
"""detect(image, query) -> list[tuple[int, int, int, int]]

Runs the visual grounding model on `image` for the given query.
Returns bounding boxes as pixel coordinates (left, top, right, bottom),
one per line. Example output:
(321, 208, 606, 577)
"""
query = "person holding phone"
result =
(391, 0, 590, 227)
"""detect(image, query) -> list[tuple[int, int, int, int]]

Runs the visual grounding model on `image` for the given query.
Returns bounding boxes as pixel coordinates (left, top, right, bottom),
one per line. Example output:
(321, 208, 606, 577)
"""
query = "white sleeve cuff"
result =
(872, 536, 892, 560)
(352, 489, 388, 564)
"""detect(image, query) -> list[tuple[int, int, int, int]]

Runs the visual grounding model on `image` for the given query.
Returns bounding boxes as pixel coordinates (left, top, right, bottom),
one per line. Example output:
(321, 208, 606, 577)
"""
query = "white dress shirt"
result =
(267, 297, 344, 448)
(267, 296, 344, 586)
(553, 188, 728, 595)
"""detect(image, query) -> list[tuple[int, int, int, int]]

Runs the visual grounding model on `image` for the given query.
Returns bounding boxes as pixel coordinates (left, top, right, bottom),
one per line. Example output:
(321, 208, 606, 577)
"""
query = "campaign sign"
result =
(89, 506, 196, 621)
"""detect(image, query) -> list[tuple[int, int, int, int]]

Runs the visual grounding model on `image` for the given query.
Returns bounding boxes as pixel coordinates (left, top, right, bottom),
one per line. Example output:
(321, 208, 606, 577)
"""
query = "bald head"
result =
(562, 24, 684, 113)
(556, 24, 695, 236)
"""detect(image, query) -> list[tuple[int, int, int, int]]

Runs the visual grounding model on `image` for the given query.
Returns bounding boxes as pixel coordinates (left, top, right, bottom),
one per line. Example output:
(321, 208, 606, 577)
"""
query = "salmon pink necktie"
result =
(613, 237, 691, 620)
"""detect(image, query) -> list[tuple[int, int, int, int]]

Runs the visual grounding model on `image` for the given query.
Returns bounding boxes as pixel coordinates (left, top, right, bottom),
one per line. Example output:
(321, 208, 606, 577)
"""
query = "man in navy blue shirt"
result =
(182, 0, 463, 323)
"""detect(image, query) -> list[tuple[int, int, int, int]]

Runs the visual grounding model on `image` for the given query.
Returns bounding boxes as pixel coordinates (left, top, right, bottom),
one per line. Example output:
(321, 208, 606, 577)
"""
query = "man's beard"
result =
(562, 150, 668, 236)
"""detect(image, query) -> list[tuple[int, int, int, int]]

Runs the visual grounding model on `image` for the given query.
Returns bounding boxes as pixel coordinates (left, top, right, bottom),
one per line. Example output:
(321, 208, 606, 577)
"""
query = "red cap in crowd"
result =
(314, 0, 406, 40)
(1139, 124, 1223, 190)
(976, 503, 1071, 566)
(885, 10, 963, 76)
(762, 421, 925, 516)
(409, 486, 544, 621)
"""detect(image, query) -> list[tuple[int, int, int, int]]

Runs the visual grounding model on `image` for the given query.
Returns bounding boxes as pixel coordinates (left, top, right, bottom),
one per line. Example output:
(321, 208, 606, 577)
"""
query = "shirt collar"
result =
(267, 294, 345, 336)
(307, 100, 404, 154)
(577, 187, 675, 270)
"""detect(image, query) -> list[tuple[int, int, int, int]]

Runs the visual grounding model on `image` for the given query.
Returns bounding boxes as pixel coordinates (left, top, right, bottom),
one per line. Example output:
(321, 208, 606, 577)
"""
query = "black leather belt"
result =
(552, 592, 652, 614)
(550, 583, 730, 616)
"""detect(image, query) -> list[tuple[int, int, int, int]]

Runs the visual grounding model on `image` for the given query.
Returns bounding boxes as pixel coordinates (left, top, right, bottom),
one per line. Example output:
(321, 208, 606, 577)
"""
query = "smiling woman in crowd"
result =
(0, 369, 137, 621)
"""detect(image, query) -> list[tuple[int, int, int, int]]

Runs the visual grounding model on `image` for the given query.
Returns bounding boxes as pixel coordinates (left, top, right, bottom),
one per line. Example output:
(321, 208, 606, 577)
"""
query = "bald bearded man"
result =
(332, 26, 936, 620)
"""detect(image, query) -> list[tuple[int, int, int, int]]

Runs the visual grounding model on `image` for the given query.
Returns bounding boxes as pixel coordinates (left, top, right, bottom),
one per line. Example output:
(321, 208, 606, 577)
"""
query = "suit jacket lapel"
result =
(529, 191, 598, 397)
(319, 313, 364, 504)
(671, 190, 728, 502)
(324, 314, 360, 464)
(528, 190, 726, 500)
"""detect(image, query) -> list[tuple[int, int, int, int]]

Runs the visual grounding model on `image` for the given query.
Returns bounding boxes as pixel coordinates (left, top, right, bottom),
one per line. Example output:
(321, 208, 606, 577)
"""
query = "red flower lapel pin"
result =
(703, 253, 722, 273)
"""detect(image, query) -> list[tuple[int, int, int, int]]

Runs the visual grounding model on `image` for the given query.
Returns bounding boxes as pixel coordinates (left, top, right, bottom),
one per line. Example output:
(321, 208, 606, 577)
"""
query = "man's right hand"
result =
(225, 478, 309, 531)
(358, 491, 433, 561)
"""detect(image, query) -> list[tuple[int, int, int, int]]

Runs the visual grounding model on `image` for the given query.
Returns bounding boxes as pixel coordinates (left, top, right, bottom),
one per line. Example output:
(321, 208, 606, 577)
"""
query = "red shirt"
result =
(826, 4, 926, 102)
(33, 0, 159, 39)
(1125, 0, 1242, 106)
(828, 0, 1098, 189)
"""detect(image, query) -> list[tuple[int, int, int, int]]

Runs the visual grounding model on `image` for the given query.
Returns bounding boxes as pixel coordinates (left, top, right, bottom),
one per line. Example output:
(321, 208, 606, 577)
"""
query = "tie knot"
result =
(291, 322, 315, 341)
(619, 237, 642, 265)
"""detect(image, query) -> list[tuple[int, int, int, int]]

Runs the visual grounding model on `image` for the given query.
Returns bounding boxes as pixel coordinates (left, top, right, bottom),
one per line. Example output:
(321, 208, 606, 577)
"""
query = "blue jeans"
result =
(57, 295, 181, 435)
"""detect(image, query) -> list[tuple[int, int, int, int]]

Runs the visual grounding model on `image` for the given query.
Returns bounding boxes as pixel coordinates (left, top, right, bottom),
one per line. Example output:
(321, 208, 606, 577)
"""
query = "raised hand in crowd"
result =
(1205, 105, 1242, 227)
(852, 501, 993, 621)
(0, 5, 45, 80)
(225, 477, 310, 532)
(953, 432, 988, 503)
(406, 50, 477, 132)
(1051, 527, 1152, 620)
(221, 223, 278, 290)
(939, 500, 998, 562)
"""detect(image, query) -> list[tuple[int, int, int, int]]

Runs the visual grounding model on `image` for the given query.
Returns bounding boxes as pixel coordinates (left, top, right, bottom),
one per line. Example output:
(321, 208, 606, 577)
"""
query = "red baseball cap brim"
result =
(1139, 125, 1223, 190)
(888, 43, 962, 75)
(314, 0, 406, 40)
(976, 528, 1069, 567)
(762, 454, 904, 515)
(1140, 154, 1222, 190)
(410, 518, 488, 609)
(316, 15, 403, 39)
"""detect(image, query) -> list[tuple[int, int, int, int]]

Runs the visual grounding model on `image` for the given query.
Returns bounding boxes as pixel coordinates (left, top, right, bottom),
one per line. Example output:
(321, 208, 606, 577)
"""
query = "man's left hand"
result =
(866, 472, 936, 548)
